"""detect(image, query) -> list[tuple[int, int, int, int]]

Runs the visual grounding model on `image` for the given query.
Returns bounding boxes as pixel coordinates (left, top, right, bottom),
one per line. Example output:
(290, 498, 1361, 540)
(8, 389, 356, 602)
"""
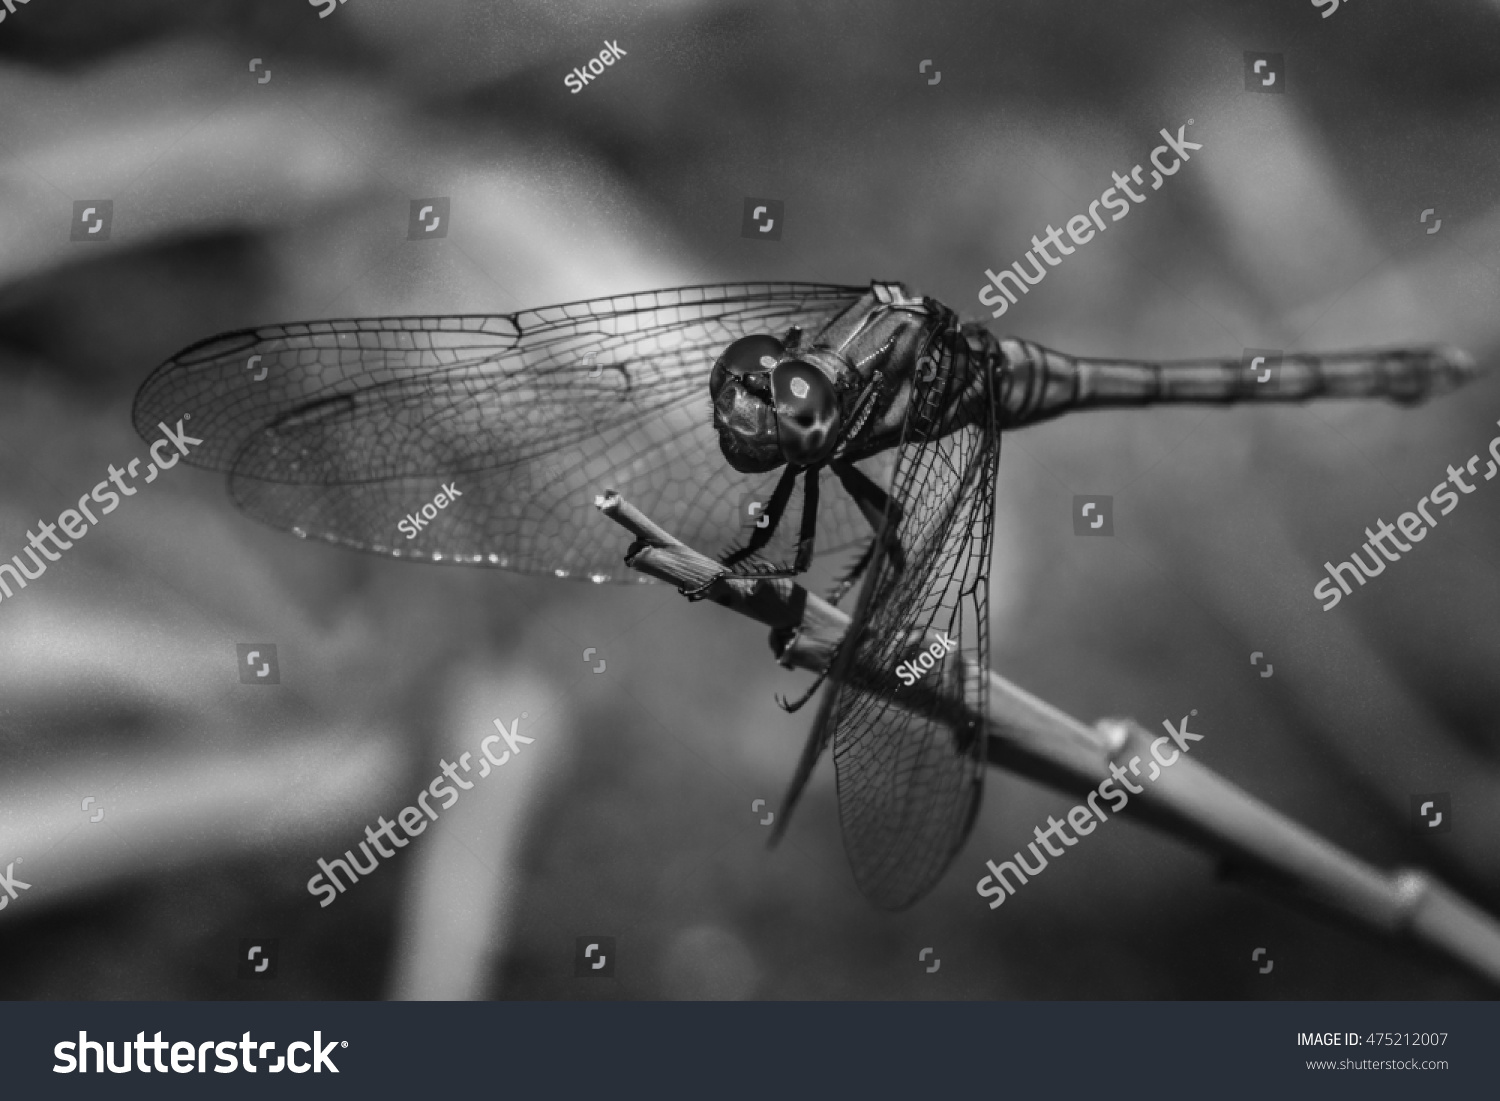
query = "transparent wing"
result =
(774, 329, 997, 909)
(132, 283, 887, 581)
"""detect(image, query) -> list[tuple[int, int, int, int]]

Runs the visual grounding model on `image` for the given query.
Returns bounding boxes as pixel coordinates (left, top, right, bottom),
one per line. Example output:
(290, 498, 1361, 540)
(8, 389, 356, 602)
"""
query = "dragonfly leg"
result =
(786, 464, 819, 573)
(721, 463, 799, 568)
(776, 666, 828, 713)
(681, 467, 821, 599)
(786, 468, 911, 706)
(824, 538, 877, 607)
(831, 461, 906, 572)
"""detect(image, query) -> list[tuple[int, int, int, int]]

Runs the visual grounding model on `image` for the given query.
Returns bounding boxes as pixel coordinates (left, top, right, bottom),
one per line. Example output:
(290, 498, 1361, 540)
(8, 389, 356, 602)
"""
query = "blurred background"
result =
(1, 0, 1499, 1000)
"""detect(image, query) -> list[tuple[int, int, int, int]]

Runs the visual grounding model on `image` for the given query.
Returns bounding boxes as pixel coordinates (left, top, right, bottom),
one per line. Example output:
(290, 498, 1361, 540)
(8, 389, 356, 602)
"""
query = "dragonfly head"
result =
(711, 334, 842, 471)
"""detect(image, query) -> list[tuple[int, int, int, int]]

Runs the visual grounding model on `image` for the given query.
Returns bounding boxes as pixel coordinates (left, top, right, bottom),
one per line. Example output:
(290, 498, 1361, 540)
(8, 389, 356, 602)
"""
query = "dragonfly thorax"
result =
(710, 334, 843, 471)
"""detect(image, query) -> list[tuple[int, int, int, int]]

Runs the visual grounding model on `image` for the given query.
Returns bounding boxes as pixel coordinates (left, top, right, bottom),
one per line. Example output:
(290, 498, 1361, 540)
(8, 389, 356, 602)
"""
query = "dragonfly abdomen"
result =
(992, 337, 1479, 427)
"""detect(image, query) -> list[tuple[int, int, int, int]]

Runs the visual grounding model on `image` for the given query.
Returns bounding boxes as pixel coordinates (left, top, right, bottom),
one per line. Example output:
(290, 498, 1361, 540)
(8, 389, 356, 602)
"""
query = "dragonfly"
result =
(133, 281, 1478, 910)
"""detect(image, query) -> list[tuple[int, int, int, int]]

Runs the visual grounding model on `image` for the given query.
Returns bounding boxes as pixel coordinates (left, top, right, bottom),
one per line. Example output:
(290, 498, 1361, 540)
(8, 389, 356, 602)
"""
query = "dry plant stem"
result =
(596, 491, 1500, 989)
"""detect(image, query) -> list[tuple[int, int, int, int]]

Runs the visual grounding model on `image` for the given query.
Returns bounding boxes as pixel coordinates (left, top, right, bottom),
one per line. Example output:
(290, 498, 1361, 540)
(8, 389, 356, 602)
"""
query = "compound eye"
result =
(711, 334, 785, 387)
(770, 360, 840, 466)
